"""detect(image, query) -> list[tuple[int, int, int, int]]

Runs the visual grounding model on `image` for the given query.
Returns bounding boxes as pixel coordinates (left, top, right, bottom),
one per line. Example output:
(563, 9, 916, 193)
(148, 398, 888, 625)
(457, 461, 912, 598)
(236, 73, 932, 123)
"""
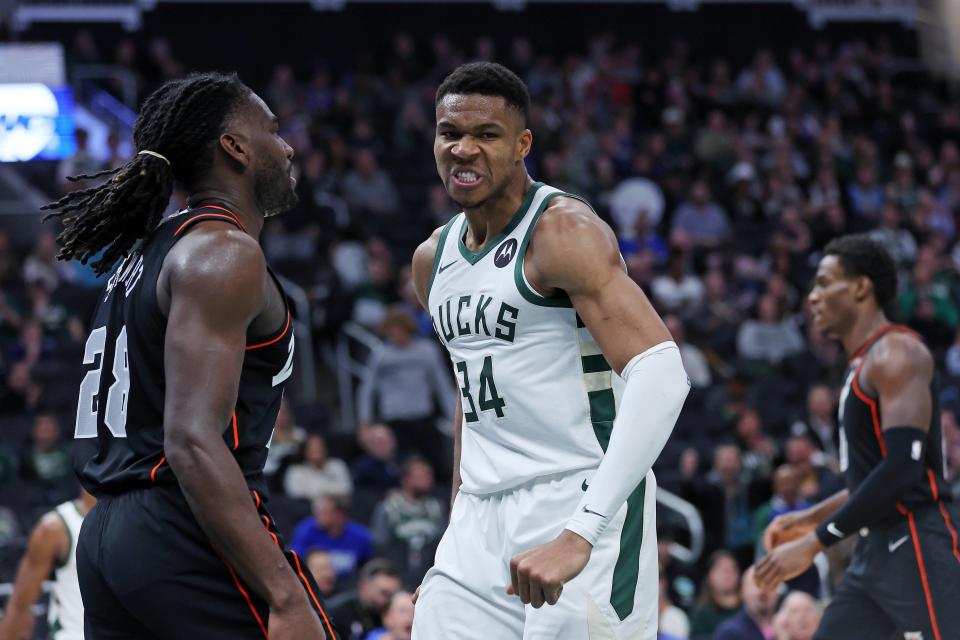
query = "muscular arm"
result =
(161, 227, 311, 617)
(0, 513, 67, 639)
(812, 333, 934, 545)
(506, 197, 689, 608)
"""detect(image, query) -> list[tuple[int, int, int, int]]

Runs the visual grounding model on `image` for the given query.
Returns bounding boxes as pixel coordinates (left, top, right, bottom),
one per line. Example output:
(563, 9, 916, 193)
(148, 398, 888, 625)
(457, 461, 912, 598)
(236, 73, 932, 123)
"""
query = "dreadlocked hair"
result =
(42, 71, 251, 275)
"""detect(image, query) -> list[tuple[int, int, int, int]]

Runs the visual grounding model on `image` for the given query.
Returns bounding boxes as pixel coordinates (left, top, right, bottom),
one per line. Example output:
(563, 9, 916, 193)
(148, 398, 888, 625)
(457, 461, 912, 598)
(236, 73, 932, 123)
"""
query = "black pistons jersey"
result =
(838, 324, 947, 520)
(73, 205, 294, 497)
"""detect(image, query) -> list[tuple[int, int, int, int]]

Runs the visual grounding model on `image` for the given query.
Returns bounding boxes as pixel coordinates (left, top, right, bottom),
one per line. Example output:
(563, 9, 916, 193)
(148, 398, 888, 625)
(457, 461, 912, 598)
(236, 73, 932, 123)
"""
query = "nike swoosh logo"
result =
(888, 535, 910, 553)
(582, 506, 606, 518)
(826, 522, 845, 539)
(438, 261, 457, 274)
(581, 479, 589, 491)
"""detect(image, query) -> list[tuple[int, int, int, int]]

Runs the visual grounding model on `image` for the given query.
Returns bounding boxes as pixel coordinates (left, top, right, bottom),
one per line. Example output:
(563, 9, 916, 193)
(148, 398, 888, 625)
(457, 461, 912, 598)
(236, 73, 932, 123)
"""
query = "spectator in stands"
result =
(0, 362, 43, 415)
(712, 566, 777, 640)
(21, 413, 72, 487)
(283, 433, 353, 500)
(305, 549, 337, 598)
(651, 252, 705, 319)
(23, 232, 72, 293)
(689, 270, 741, 362)
(899, 250, 958, 349)
(772, 591, 821, 640)
(364, 590, 414, 640)
(56, 128, 103, 193)
(687, 551, 741, 640)
(789, 384, 840, 470)
(289, 495, 373, 581)
(783, 434, 843, 503)
(682, 444, 761, 565)
(753, 465, 809, 546)
(263, 397, 306, 481)
(326, 559, 402, 640)
(736, 294, 804, 370)
(846, 164, 885, 221)
(868, 204, 917, 267)
(357, 307, 455, 474)
(659, 570, 691, 640)
(670, 180, 731, 250)
(341, 148, 399, 217)
(734, 408, 776, 481)
(371, 457, 444, 584)
(942, 408, 960, 500)
(664, 315, 711, 388)
(352, 424, 402, 492)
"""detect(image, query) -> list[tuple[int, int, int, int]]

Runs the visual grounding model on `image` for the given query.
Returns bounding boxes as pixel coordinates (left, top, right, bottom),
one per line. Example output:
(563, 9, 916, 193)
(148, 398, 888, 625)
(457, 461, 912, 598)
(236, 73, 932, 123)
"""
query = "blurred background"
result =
(1, 1, 960, 638)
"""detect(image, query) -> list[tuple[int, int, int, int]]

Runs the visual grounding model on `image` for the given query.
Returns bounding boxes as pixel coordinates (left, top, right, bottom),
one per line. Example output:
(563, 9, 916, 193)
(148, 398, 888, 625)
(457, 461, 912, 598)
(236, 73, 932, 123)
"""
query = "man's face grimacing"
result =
(434, 93, 532, 209)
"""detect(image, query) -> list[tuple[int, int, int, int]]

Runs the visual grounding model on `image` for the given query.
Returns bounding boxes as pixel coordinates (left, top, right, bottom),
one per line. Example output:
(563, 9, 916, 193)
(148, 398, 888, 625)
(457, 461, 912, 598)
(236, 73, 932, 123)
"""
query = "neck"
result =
(461, 174, 533, 252)
(78, 494, 96, 515)
(187, 189, 264, 240)
(841, 308, 889, 355)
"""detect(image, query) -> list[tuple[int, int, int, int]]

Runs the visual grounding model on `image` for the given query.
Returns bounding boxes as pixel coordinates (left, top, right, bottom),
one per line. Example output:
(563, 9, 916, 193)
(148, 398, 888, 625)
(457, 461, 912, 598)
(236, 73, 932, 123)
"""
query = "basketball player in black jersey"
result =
(755, 235, 960, 639)
(42, 72, 338, 639)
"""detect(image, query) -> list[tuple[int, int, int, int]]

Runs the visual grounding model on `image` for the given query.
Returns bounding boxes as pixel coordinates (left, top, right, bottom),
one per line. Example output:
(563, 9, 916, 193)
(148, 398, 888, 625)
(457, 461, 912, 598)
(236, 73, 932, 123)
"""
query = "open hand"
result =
(506, 530, 592, 608)
(754, 534, 823, 591)
(763, 511, 815, 551)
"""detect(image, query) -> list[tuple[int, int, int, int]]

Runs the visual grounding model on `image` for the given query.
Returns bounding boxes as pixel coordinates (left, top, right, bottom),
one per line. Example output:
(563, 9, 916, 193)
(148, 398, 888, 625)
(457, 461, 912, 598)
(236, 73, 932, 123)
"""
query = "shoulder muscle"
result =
(412, 225, 445, 308)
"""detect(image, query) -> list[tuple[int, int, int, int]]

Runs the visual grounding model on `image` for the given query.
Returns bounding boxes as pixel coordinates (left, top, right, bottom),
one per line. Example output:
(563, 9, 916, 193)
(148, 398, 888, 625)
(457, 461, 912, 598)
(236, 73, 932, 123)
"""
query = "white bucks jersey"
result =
(48, 501, 85, 640)
(428, 182, 619, 494)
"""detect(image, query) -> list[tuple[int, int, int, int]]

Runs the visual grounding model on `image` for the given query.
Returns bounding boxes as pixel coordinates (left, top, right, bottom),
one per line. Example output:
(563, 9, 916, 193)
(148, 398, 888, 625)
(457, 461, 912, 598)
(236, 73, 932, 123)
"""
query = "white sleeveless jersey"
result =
(48, 501, 85, 640)
(428, 182, 621, 495)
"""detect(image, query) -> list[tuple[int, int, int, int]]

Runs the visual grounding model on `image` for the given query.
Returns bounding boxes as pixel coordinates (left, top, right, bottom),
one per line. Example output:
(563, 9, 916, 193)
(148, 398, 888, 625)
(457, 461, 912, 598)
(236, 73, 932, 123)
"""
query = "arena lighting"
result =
(0, 83, 76, 162)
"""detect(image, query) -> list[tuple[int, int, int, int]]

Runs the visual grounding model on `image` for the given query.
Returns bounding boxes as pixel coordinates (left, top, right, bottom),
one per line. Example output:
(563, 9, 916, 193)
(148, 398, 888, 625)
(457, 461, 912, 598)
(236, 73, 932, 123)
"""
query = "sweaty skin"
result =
(413, 92, 671, 610)
(755, 255, 934, 590)
(157, 93, 326, 639)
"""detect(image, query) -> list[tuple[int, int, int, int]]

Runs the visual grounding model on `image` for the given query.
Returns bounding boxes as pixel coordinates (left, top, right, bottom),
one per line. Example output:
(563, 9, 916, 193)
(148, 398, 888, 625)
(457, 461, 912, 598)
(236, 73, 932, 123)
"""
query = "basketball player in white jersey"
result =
(0, 489, 95, 640)
(410, 62, 689, 639)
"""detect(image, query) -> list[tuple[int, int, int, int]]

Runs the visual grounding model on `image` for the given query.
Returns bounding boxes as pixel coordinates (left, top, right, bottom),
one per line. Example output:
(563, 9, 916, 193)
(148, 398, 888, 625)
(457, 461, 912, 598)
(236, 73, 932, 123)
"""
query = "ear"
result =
(218, 131, 251, 168)
(852, 275, 873, 303)
(517, 128, 533, 161)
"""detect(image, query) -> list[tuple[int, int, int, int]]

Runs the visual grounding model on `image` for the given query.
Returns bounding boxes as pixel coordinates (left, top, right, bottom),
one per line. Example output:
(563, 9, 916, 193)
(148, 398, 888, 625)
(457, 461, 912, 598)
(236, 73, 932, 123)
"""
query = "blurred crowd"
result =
(3, 22, 960, 640)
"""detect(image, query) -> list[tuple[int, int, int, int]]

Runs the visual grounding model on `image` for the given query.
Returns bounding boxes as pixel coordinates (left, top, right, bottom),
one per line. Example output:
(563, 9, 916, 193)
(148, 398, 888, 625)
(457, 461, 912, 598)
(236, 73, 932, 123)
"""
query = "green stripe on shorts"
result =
(611, 478, 646, 620)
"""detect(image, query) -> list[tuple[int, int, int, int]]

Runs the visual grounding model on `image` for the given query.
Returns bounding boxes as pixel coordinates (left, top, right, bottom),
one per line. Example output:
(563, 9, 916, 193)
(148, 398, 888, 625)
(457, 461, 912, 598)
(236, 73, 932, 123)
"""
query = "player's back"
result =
(839, 324, 946, 516)
(73, 205, 294, 497)
(427, 183, 619, 494)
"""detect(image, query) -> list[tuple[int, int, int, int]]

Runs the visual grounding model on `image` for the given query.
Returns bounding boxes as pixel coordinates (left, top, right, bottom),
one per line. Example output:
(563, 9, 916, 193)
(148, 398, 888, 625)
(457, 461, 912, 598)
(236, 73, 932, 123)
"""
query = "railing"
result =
(11, 0, 144, 31)
(276, 274, 318, 405)
(332, 321, 382, 433)
(657, 487, 705, 565)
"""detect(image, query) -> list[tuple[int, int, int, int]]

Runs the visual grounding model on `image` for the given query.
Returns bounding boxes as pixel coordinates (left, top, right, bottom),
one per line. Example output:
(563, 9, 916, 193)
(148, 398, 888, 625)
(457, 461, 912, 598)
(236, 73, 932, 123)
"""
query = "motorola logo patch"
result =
(494, 238, 518, 268)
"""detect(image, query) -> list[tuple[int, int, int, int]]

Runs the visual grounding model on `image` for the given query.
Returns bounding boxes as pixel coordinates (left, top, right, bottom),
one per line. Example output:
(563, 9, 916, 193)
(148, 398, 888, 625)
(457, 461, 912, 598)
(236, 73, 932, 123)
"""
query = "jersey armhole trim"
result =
(51, 508, 72, 570)
(426, 214, 460, 300)
(514, 190, 576, 308)
(172, 210, 245, 237)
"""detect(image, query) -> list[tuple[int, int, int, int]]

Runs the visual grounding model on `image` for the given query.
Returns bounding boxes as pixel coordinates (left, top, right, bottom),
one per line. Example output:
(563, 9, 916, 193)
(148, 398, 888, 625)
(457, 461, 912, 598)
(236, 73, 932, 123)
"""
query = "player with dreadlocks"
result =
(49, 72, 339, 639)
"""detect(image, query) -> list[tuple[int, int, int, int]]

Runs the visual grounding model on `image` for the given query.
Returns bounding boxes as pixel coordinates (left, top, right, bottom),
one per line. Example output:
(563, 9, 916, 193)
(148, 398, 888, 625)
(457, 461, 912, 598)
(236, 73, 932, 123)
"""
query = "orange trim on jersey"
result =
(221, 557, 269, 639)
(927, 469, 940, 501)
(291, 551, 337, 640)
(903, 508, 942, 640)
(937, 500, 960, 564)
(231, 411, 239, 450)
(850, 361, 886, 457)
(149, 455, 167, 483)
(252, 490, 262, 509)
(173, 212, 244, 237)
(199, 204, 245, 228)
(245, 312, 291, 351)
(847, 323, 919, 364)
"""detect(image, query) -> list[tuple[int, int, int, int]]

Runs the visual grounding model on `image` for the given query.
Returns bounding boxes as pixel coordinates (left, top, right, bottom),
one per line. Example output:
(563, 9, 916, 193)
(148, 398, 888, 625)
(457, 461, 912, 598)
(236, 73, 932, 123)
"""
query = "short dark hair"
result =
(824, 234, 898, 307)
(435, 62, 530, 122)
(359, 558, 400, 582)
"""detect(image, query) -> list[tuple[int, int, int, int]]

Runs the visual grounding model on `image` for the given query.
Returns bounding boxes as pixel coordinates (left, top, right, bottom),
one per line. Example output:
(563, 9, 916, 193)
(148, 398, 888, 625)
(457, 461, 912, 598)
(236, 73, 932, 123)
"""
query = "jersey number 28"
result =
(75, 326, 130, 439)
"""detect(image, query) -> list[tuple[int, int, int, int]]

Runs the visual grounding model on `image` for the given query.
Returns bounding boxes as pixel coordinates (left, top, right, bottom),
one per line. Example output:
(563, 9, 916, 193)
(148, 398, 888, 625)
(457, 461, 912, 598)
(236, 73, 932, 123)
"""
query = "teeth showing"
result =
(456, 171, 478, 183)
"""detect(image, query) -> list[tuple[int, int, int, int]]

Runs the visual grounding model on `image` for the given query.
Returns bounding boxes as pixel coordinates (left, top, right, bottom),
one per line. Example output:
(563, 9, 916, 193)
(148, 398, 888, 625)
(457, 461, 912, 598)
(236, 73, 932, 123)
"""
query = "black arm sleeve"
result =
(815, 426, 928, 547)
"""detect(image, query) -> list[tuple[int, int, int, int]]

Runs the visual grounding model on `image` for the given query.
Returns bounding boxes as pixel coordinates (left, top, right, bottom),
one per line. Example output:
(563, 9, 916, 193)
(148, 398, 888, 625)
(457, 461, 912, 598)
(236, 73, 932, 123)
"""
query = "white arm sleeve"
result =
(565, 341, 689, 546)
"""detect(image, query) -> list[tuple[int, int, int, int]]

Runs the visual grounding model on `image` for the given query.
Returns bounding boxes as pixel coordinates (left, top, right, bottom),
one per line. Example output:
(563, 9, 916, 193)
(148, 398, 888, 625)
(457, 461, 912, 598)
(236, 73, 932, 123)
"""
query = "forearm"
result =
(168, 439, 305, 610)
(804, 489, 849, 526)
(566, 342, 689, 545)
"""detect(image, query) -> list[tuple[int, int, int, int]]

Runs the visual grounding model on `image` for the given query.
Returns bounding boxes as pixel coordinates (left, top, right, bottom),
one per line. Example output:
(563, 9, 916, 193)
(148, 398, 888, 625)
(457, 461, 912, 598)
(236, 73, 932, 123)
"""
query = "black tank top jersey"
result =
(838, 324, 947, 519)
(74, 205, 294, 497)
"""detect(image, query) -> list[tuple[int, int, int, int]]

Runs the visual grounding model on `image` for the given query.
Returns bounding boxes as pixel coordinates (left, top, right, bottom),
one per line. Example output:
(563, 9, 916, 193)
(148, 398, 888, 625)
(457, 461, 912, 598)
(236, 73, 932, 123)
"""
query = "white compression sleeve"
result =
(565, 341, 689, 546)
